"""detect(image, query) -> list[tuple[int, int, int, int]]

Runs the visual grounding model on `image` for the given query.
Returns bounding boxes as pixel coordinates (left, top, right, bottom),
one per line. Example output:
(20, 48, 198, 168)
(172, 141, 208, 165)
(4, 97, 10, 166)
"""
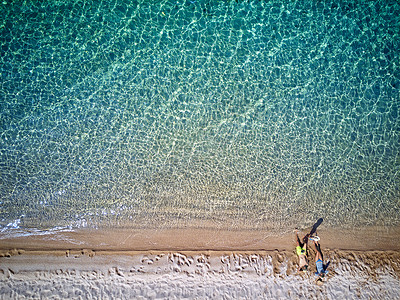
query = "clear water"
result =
(1, 0, 399, 231)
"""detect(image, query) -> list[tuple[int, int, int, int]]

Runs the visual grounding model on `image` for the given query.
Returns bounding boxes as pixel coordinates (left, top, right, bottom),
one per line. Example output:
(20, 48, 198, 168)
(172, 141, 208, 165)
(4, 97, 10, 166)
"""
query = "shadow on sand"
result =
(309, 218, 323, 236)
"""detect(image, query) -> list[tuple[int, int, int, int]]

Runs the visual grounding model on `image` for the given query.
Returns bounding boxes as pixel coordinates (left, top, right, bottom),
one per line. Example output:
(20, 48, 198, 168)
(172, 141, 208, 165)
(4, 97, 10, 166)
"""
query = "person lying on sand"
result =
(311, 236, 329, 278)
(295, 230, 309, 272)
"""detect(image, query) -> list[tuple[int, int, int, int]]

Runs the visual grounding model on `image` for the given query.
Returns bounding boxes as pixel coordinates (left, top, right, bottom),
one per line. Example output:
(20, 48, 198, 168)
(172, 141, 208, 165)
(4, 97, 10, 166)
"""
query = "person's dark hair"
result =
(300, 265, 308, 271)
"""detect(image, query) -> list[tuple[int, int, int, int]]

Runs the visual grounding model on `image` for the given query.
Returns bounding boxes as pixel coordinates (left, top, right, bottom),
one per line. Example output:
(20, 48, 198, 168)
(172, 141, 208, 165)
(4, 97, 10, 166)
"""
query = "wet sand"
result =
(1, 226, 400, 299)
(1, 225, 399, 252)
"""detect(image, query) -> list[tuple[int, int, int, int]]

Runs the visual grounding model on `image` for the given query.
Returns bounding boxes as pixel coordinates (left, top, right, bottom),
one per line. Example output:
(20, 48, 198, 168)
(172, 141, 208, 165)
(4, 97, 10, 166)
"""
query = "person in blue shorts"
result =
(312, 238, 328, 278)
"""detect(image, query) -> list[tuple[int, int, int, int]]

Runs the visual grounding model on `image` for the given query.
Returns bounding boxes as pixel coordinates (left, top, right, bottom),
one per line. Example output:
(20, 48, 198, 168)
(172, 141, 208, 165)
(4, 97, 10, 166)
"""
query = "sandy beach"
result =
(1, 226, 400, 299)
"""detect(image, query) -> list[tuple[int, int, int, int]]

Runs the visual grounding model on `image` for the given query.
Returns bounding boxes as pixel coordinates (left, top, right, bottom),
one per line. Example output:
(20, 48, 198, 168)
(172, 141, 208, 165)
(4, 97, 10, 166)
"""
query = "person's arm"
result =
(295, 231, 301, 246)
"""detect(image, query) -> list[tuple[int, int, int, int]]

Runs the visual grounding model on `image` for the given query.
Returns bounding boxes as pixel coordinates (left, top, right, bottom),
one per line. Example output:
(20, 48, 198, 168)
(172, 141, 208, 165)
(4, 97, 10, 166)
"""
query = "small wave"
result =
(0, 225, 74, 239)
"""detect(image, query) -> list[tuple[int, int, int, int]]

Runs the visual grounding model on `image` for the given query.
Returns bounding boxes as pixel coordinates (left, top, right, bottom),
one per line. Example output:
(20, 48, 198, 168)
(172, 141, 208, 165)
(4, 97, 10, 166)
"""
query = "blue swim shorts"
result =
(315, 259, 324, 275)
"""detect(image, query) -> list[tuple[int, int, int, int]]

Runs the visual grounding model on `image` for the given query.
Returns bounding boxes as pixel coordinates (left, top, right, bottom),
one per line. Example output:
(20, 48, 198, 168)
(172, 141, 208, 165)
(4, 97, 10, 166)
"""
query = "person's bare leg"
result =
(314, 241, 323, 262)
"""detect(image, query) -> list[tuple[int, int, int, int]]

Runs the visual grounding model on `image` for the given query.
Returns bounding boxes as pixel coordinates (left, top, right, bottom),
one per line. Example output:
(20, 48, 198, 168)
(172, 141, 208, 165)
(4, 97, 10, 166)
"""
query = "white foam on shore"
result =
(0, 226, 74, 239)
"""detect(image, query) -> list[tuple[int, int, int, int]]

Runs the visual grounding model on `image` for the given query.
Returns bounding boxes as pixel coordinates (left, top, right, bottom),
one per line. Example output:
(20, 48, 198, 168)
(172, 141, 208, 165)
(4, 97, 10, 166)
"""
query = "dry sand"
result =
(1, 226, 400, 299)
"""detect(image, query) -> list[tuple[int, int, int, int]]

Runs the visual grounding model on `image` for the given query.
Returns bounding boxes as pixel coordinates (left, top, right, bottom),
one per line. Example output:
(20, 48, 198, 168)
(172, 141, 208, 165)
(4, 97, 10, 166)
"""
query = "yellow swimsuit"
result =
(296, 246, 306, 256)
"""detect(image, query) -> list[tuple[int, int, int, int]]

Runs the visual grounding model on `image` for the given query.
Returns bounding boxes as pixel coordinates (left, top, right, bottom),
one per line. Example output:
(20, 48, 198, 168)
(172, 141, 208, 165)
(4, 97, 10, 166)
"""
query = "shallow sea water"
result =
(0, 0, 399, 231)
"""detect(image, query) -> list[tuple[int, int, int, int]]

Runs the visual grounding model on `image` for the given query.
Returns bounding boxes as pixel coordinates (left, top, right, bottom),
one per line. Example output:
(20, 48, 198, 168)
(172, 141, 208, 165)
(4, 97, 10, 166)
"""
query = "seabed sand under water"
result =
(1, 226, 400, 299)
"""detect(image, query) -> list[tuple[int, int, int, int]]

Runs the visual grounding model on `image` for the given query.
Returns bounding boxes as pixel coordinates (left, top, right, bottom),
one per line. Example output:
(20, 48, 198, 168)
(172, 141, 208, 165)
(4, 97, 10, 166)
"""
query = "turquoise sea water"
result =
(1, 0, 399, 231)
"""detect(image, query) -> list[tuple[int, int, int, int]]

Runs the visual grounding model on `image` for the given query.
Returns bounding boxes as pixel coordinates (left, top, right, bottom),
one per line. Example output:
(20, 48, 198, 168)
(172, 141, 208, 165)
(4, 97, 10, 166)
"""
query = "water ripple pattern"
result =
(1, 0, 399, 230)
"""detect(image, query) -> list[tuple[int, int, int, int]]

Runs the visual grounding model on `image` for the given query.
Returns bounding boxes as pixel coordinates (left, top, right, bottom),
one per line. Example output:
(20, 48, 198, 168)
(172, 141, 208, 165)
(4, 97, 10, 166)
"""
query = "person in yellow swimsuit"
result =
(295, 230, 309, 272)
